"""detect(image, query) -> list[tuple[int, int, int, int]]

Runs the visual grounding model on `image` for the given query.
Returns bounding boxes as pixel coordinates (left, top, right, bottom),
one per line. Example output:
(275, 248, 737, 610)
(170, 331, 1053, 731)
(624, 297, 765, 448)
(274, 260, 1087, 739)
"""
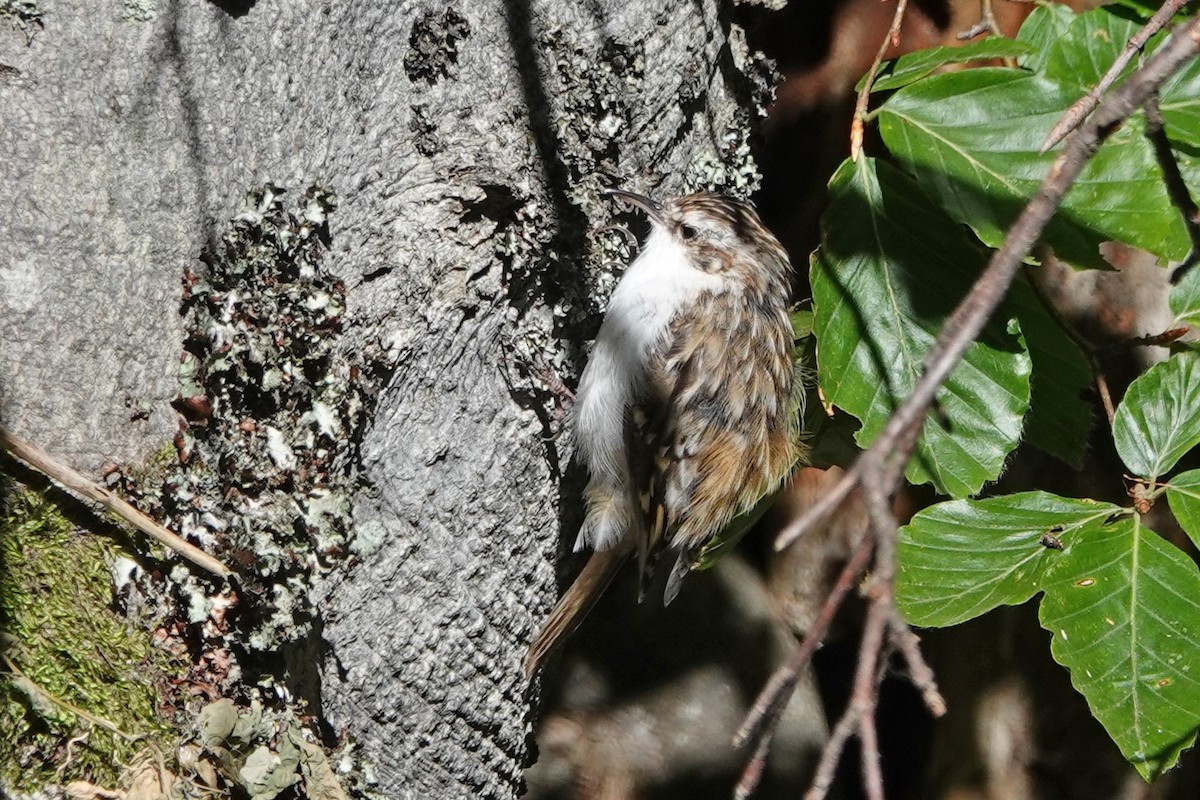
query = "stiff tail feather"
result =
(524, 547, 630, 678)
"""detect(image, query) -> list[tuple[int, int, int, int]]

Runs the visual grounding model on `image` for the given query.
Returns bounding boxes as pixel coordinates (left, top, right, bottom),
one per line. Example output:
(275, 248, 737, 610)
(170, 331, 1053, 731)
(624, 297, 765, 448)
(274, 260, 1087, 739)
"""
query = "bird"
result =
(524, 189, 803, 677)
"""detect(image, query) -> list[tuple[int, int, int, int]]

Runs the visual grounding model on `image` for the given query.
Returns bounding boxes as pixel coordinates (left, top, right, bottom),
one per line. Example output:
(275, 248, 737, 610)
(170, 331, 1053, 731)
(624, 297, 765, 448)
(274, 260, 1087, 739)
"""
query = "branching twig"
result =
(745, 14, 1200, 799)
(851, 0, 909, 160)
(804, 631, 891, 800)
(729, 532, 873, 767)
(958, 0, 1002, 42)
(0, 424, 232, 579)
(1042, 0, 1189, 152)
(888, 614, 946, 716)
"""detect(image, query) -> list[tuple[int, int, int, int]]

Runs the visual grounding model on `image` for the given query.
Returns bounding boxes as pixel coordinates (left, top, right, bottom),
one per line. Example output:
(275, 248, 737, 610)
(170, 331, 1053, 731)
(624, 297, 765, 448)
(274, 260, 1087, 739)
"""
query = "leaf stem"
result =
(852, 0, 910, 160)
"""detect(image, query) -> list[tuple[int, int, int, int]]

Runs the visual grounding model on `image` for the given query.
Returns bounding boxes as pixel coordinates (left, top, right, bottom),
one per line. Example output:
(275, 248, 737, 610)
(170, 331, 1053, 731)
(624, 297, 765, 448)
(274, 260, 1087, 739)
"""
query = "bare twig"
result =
(804, 691, 861, 800)
(735, 532, 874, 741)
(804, 625, 891, 800)
(0, 425, 232, 579)
(958, 0, 1002, 42)
(888, 614, 946, 716)
(1042, 0, 1189, 152)
(851, 0, 910, 160)
(1, 654, 140, 740)
(733, 534, 874, 798)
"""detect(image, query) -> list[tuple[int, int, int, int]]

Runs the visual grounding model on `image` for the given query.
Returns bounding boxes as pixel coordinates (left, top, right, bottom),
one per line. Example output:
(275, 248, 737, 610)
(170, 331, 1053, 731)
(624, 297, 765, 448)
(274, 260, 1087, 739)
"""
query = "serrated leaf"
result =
(864, 38, 1035, 93)
(1007, 279, 1093, 466)
(1169, 262, 1200, 328)
(811, 157, 1030, 497)
(1016, 3, 1076, 73)
(879, 68, 1188, 269)
(899, 492, 1200, 779)
(1039, 514, 1200, 779)
(1113, 351, 1200, 481)
(1166, 468, 1200, 551)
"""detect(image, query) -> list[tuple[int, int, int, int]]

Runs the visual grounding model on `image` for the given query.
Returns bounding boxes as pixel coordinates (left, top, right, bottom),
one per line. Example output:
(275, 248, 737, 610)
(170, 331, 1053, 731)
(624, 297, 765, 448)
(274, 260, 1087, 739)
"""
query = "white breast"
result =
(572, 225, 724, 551)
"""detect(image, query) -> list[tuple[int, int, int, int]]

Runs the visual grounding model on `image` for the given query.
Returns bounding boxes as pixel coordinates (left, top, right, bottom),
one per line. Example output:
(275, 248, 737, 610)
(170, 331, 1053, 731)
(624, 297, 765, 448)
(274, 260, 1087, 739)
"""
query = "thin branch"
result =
(1144, 91, 1200, 280)
(775, 463, 861, 550)
(958, 0, 1002, 42)
(1042, 0, 1189, 152)
(0, 425, 232, 579)
(734, 534, 875, 799)
(803, 691, 861, 800)
(888, 614, 946, 716)
(735, 532, 875, 747)
(851, 0, 910, 160)
(2, 654, 140, 740)
(804, 621, 891, 800)
(854, 478, 899, 800)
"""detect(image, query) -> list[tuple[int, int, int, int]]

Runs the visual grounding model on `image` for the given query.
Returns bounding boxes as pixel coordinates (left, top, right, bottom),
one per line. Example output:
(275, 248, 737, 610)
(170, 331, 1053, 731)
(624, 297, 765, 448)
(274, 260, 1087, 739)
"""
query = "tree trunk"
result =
(1, 1, 777, 796)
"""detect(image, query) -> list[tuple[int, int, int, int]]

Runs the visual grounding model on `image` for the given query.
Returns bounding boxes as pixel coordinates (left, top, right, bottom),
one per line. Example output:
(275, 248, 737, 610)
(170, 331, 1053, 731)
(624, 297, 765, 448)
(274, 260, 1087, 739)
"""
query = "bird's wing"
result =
(645, 293, 801, 603)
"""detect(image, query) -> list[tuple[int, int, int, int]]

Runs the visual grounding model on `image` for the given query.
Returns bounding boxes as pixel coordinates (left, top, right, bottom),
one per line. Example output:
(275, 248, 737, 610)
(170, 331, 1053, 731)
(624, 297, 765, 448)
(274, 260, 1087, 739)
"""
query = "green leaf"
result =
(811, 157, 1030, 497)
(1016, 2, 1076, 74)
(1007, 279, 1093, 467)
(790, 307, 814, 340)
(879, 68, 1189, 269)
(1113, 351, 1200, 481)
(1039, 514, 1200, 779)
(1160, 57, 1200, 146)
(899, 492, 1200, 779)
(1169, 263, 1200, 328)
(897, 492, 1120, 627)
(865, 38, 1034, 93)
(1042, 7, 1141, 90)
(1166, 468, 1200, 551)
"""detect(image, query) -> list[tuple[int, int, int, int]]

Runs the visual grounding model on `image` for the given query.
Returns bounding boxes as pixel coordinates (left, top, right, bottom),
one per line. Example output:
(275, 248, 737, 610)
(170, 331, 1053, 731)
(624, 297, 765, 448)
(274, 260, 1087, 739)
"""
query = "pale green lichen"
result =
(0, 483, 182, 792)
(134, 184, 381, 663)
(123, 0, 155, 22)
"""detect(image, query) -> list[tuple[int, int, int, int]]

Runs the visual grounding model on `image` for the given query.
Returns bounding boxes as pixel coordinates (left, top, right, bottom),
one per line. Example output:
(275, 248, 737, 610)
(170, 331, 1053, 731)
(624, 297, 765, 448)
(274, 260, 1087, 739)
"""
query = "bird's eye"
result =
(679, 224, 698, 241)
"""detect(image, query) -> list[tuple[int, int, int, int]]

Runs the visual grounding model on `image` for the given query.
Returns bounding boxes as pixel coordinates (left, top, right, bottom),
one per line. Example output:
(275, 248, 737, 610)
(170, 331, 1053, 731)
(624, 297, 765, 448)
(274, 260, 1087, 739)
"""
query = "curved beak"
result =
(604, 189, 665, 227)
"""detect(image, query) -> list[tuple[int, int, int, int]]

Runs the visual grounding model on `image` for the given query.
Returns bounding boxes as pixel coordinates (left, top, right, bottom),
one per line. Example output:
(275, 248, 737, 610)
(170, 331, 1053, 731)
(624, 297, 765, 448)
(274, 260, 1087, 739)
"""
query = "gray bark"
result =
(2, 1, 773, 797)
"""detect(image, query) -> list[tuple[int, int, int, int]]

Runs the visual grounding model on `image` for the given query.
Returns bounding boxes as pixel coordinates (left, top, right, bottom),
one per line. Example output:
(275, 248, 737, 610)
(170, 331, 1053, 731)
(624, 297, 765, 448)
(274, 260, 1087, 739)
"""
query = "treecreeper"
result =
(525, 189, 805, 677)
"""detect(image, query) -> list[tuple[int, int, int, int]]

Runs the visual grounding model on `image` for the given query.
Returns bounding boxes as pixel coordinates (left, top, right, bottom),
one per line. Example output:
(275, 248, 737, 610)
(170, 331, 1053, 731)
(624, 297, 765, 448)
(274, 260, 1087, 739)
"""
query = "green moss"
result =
(0, 482, 182, 791)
